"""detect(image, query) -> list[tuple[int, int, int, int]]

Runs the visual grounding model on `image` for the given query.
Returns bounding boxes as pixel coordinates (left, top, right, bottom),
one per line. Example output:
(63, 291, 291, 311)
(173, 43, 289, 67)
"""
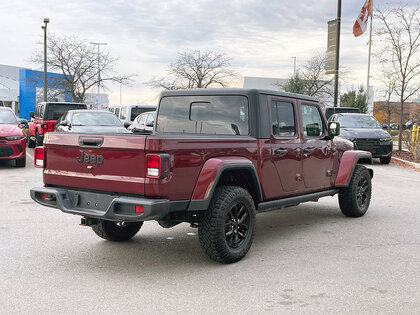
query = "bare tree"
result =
(148, 50, 236, 90)
(300, 53, 334, 99)
(376, 77, 399, 130)
(273, 53, 348, 107)
(375, 5, 420, 150)
(32, 34, 133, 102)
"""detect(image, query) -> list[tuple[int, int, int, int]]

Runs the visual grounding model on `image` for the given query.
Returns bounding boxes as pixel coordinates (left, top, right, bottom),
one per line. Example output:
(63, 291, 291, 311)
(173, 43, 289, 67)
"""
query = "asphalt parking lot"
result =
(1, 148, 419, 314)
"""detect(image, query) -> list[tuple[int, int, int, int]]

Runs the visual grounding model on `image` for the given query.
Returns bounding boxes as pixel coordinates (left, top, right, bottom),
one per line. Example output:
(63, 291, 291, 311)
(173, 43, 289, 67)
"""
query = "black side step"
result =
(257, 189, 339, 212)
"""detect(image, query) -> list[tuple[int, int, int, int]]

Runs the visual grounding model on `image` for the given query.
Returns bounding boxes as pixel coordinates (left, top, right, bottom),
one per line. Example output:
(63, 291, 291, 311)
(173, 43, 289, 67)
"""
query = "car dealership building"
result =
(0, 64, 108, 119)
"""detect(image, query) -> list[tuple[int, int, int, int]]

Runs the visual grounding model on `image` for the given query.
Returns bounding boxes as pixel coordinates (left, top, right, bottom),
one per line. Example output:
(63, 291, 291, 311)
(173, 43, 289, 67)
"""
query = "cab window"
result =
(115, 108, 120, 118)
(271, 101, 295, 137)
(301, 104, 324, 137)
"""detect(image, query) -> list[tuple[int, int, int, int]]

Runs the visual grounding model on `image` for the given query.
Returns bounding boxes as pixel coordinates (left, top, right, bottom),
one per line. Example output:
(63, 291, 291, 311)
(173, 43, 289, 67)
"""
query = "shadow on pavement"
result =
(62, 202, 346, 274)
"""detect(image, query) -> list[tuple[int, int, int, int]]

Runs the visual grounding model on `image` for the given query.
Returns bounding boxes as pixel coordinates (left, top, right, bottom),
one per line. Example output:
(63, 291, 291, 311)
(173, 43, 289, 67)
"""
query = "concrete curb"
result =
(391, 156, 420, 172)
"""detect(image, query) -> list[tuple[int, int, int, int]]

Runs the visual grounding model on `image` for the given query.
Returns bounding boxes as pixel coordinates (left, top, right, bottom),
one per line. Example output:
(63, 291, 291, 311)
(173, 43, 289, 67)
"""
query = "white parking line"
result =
(26, 150, 34, 160)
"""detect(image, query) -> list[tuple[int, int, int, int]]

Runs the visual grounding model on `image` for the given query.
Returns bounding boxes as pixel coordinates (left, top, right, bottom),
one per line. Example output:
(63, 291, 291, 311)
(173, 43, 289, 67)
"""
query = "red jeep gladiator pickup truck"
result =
(28, 102, 87, 147)
(31, 89, 373, 263)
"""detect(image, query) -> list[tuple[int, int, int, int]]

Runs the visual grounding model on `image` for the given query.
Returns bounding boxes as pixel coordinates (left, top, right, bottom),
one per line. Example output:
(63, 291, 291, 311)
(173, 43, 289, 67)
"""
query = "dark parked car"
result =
(329, 113, 392, 164)
(56, 110, 129, 134)
(128, 111, 156, 134)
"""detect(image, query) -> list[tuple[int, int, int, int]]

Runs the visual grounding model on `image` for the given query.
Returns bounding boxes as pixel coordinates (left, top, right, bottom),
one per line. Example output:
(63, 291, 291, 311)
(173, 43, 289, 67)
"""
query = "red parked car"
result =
(31, 89, 374, 263)
(28, 102, 87, 147)
(0, 107, 27, 167)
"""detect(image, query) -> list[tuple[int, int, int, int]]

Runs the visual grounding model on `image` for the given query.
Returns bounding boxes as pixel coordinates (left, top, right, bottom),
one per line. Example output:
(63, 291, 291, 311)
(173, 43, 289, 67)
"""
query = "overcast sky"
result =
(0, 0, 418, 105)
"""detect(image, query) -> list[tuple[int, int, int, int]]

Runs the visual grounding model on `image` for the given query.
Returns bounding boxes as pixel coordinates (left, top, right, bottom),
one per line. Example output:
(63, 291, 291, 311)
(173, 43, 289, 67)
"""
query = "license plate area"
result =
(67, 190, 115, 212)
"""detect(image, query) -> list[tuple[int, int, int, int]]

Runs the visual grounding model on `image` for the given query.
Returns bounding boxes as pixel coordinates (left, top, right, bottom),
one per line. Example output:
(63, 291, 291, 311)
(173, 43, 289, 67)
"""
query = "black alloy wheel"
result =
(338, 164, 372, 217)
(225, 203, 250, 249)
(356, 176, 369, 208)
(198, 185, 256, 264)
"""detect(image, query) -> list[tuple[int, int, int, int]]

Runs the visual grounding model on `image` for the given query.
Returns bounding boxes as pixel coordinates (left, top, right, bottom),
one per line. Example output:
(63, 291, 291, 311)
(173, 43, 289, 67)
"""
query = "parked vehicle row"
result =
(109, 104, 156, 128)
(28, 102, 88, 147)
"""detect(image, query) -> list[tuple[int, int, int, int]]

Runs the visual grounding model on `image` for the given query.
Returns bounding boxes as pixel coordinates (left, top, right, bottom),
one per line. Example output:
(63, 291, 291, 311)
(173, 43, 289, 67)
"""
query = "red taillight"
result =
(34, 147, 45, 168)
(146, 154, 161, 178)
(40, 193, 48, 200)
(145, 153, 170, 179)
(135, 205, 144, 213)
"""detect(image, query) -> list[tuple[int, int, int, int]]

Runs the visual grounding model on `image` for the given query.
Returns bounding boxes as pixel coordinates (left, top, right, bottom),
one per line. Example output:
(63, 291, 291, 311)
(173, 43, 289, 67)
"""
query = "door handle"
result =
(275, 149, 288, 156)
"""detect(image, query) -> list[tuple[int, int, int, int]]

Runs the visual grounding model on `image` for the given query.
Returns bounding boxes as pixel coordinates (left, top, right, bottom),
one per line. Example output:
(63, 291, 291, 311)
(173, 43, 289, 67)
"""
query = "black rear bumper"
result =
(30, 186, 174, 222)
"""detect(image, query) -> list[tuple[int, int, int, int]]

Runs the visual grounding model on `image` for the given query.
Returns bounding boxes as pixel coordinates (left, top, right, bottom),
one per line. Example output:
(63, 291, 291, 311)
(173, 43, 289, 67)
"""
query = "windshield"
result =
(130, 107, 156, 121)
(338, 115, 381, 129)
(71, 112, 123, 126)
(44, 104, 87, 120)
(0, 110, 17, 124)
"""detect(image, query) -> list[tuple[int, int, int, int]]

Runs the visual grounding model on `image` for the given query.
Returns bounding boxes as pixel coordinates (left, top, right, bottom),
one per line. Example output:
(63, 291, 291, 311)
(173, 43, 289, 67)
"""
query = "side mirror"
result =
(59, 120, 68, 127)
(124, 122, 131, 128)
(29, 112, 34, 119)
(327, 121, 340, 138)
(145, 121, 154, 127)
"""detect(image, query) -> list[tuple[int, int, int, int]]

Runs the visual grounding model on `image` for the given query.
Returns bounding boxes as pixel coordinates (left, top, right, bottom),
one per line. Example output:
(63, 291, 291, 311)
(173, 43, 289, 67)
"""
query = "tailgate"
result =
(43, 133, 147, 195)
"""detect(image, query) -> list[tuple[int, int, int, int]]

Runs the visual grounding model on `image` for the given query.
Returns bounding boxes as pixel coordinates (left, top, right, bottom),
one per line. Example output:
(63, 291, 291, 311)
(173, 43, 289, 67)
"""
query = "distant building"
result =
(373, 101, 420, 123)
(84, 93, 109, 110)
(0, 64, 109, 119)
(0, 65, 22, 114)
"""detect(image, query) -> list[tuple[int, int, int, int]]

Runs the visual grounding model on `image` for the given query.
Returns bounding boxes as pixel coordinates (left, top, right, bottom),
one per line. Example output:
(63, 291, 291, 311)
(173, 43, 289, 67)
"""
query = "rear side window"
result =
(301, 104, 324, 137)
(156, 96, 249, 135)
(39, 105, 45, 119)
(120, 107, 127, 120)
(271, 101, 295, 137)
(115, 108, 120, 117)
(131, 107, 155, 121)
(44, 104, 87, 120)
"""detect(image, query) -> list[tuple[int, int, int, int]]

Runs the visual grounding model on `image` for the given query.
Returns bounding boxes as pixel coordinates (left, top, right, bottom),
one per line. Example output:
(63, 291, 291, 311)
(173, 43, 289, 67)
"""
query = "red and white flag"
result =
(353, 0, 372, 37)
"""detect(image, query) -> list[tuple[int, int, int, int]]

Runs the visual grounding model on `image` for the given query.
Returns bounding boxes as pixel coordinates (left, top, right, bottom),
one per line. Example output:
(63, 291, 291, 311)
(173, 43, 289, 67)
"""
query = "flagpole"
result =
(366, 0, 373, 113)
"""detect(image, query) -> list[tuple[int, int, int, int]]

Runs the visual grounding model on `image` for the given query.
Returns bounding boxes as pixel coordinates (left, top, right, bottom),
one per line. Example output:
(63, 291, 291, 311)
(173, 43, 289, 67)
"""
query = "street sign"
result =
(326, 19, 337, 74)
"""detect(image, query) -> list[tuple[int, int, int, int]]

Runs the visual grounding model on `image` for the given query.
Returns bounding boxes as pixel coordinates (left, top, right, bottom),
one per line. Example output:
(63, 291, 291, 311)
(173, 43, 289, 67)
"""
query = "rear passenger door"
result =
(269, 98, 303, 195)
(300, 102, 335, 190)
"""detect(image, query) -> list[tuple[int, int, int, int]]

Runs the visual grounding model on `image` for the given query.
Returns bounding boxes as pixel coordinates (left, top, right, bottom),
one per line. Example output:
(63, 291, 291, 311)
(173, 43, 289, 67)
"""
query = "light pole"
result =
(41, 18, 49, 102)
(290, 56, 297, 78)
(333, 0, 342, 107)
(89, 42, 108, 106)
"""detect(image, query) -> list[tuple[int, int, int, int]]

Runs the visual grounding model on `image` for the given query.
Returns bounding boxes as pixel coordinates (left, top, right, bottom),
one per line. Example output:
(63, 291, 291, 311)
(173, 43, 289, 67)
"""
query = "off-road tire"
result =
(16, 156, 26, 167)
(198, 186, 256, 264)
(35, 133, 43, 147)
(28, 136, 35, 148)
(338, 165, 371, 217)
(380, 156, 391, 164)
(92, 220, 143, 241)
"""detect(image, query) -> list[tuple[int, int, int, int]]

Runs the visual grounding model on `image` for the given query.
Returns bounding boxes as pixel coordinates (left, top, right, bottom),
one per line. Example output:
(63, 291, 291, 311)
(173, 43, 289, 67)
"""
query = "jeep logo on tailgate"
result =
(76, 150, 104, 167)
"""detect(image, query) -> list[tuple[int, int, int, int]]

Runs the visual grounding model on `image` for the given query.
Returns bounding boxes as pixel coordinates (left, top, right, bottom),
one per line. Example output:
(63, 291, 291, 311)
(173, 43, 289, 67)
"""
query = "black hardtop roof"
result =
(160, 88, 318, 102)
(67, 109, 111, 114)
(38, 102, 87, 105)
(111, 104, 156, 108)
(335, 113, 373, 116)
